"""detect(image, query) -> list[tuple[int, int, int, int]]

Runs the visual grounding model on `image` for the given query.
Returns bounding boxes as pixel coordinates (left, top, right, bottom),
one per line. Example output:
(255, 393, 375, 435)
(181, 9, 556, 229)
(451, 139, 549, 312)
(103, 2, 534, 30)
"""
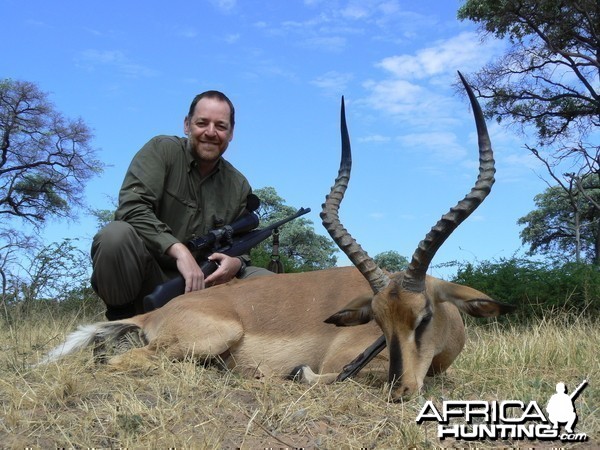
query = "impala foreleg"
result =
(288, 365, 339, 385)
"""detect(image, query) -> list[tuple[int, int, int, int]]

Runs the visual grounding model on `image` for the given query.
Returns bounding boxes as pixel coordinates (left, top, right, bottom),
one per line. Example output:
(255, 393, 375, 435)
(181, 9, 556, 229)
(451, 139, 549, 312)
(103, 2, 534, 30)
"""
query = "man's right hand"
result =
(166, 242, 205, 292)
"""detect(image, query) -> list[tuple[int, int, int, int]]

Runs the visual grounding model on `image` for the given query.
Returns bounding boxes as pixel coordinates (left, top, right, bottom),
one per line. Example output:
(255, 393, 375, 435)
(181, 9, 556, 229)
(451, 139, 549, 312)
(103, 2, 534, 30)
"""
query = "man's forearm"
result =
(166, 242, 205, 292)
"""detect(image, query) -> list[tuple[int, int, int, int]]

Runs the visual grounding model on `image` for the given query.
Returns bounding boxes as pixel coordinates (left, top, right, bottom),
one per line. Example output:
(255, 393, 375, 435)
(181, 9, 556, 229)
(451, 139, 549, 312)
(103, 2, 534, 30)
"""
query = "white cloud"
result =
(224, 33, 241, 44)
(378, 1, 401, 15)
(359, 31, 506, 129)
(397, 131, 467, 161)
(362, 78, 424, 115)
(377, 32, 496, 80)
(339, 0, 403, 22)
(264, 0, 410, 52)
(210, 0, 236, 13)
(312, 71, 354, 93)
(358, 134, 391, 143)
(341, 4, 370, 20)
(178, 28, 198, 39)
(304, 35, 347, 52)
(76, 50, 158, 78)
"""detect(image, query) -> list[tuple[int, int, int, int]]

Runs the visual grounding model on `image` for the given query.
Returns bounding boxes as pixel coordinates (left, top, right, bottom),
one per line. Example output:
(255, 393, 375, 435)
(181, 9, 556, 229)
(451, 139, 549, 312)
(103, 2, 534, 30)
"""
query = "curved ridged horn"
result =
(320, 97, 391, 293)
(402, 71, 496, 292)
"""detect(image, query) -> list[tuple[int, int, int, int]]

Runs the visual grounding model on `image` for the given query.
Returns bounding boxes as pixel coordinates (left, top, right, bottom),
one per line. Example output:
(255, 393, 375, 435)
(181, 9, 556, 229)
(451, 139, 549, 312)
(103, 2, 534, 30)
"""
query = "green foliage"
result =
(0, 78, 103, 224)
(0, 78, 103, 304)
(13, 174, 69, 216)
(89, 203, 117, 231)
(517, 176, 600, 264)
(251, 187, 337, 272)
(373, 250, 409, 273)
(459, 1, 600, 269)
(0, 238, 100, 326)
(453, 258, 600, 322)
(458, 0, 600, 146)
(1, 288, 104, 328)
(458, 0, 580, 41)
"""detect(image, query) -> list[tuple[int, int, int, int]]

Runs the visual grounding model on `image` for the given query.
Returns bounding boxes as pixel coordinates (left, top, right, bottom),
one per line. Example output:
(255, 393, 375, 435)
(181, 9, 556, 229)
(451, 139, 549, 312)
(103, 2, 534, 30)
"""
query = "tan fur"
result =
(98, 266, 507, 398)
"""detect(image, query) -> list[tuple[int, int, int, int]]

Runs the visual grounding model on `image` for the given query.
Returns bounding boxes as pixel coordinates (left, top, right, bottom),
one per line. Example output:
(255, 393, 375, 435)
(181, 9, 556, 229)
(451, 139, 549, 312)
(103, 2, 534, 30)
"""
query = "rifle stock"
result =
(143, 207, 311, 312)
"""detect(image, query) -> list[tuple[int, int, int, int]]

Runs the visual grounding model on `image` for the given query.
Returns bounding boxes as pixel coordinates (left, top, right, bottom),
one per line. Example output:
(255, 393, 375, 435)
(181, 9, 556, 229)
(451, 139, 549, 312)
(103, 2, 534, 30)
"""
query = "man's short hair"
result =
(187, 90, 235, 129)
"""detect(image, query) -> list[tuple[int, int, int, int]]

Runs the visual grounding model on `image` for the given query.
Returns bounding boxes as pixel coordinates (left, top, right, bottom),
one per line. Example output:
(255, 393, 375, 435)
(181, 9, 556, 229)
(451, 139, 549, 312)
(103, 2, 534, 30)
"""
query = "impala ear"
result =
(427, 278, 516, 318)
(324, 293, 374, 327)
(456, 298, 516, 318)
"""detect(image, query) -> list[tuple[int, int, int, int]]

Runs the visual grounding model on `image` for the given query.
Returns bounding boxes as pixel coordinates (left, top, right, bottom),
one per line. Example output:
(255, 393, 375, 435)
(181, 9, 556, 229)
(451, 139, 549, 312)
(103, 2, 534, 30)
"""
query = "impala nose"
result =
(391, 381, 421, 401)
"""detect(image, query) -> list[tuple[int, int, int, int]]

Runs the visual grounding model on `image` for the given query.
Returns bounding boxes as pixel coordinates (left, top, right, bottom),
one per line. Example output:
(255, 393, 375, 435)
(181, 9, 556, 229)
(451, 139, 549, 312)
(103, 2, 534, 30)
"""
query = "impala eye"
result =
(417, 312, 432, 329)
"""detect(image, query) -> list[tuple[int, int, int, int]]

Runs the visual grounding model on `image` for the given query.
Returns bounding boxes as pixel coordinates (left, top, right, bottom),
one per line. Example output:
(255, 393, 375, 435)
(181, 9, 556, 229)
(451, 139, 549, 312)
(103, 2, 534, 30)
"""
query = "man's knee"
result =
(91, 221, 155, 315)
(92, 221, 139, 257)
(240, 266, 275, 279)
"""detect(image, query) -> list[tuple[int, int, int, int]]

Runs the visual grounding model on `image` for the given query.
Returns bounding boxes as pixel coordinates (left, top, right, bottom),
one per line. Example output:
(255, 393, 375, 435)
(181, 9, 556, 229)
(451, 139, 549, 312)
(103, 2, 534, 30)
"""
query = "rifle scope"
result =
(187, 212, 260, 252)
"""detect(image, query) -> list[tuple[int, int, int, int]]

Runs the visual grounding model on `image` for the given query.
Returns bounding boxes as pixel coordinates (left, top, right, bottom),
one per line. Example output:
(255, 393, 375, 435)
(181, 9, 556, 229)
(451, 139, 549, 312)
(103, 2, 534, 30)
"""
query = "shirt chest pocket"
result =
(161, 187, 199, 241)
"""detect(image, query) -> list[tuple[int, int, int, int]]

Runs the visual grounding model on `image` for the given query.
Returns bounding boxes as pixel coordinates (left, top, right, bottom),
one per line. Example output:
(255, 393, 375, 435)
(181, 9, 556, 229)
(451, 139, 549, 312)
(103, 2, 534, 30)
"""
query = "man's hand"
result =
(204, 253, 242, 286)
(166, 242, 205, 292)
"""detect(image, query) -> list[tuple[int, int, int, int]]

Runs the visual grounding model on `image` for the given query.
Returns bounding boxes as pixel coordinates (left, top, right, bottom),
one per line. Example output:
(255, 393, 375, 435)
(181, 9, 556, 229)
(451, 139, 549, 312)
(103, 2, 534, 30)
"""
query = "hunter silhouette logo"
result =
(416, 379, 589, 442)
(546, 379, 588, 435)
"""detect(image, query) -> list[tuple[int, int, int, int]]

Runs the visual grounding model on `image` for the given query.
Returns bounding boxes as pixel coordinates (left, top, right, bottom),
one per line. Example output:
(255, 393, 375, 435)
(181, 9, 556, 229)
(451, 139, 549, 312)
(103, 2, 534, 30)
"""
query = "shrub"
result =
(452, 258, 600, 322)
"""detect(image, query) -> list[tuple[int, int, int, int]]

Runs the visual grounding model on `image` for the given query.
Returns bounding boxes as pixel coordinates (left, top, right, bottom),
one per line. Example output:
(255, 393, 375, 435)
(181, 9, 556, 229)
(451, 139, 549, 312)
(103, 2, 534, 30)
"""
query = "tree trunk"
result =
(574, 210, 582, 263)
(593, 217, 600, 266)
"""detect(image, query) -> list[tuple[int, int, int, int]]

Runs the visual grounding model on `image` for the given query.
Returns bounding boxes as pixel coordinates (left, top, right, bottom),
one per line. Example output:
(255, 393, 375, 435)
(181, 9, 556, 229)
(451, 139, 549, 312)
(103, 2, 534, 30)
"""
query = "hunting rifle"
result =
(143, 203, 311, 312)
(569, 379, 588, 400)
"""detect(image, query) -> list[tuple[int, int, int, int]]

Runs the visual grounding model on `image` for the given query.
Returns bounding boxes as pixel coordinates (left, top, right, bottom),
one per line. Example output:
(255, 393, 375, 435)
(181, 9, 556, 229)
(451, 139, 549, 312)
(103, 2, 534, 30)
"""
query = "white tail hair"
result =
(37, 322, 140, 365)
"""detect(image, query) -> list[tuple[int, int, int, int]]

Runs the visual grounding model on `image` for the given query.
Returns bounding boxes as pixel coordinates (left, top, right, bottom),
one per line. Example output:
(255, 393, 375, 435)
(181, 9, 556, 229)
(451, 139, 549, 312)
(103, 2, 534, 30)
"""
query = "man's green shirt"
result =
(115, 135, 252, 264)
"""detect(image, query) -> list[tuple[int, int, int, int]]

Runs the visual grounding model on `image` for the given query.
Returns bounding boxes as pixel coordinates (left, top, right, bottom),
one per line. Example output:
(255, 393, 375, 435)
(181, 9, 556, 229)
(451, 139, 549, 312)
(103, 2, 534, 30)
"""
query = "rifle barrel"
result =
(268, 207, 311, 229)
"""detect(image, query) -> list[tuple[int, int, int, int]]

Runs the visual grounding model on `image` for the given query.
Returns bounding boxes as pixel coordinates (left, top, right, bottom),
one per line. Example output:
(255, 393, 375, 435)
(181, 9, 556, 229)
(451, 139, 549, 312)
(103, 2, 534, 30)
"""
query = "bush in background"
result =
(452, 258, 600, 322)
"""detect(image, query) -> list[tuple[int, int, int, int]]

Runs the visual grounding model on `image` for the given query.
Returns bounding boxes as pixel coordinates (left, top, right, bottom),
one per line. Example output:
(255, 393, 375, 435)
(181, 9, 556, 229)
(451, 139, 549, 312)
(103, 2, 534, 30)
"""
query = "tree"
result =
(1, 238, 101, 323)
(90, 206, 116, 231)
(458, 0, 600, 147)
(0, 229, 36, 303)
(1, 79, 103, 224)
(373, 250, 409, 272)
(458, 0, 600, 264)
(452, 257, 600, 320)
(251, 187, 338, 272)
(9, 238, 91, 304)
(0, 79, 103, 299)
(518, 176, 600, 264)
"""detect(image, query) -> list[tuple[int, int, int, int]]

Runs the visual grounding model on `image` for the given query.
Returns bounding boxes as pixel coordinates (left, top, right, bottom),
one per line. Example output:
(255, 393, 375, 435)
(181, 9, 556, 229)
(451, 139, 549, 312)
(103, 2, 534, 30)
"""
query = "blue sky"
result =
(1, 0, 548, 278)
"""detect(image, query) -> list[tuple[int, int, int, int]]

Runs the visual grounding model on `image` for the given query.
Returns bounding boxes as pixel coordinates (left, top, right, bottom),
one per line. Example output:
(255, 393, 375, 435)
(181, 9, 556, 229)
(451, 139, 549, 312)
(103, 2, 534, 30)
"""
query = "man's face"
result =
(184, 97, 234, 166)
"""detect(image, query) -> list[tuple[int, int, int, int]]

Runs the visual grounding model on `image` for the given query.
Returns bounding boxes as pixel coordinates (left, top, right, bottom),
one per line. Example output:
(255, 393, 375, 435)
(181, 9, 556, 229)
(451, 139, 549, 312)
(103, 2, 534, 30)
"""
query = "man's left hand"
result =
(204, 253, 242, 286)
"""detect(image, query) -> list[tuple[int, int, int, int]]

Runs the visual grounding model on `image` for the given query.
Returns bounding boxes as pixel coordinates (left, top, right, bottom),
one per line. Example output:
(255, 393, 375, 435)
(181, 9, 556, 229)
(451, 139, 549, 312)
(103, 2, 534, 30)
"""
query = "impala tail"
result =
(37, 321, 141, 365)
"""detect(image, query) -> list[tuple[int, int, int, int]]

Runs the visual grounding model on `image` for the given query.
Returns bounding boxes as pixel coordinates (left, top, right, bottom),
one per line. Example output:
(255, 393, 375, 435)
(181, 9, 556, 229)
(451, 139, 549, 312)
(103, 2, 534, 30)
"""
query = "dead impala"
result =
(40, 72, 514, 399)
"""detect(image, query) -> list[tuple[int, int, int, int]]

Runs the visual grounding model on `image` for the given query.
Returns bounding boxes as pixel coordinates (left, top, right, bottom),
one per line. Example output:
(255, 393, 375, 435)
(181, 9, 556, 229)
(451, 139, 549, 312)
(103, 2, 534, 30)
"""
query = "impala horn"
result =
(320, 97, 391, 294)
(401, 71, 495, 292)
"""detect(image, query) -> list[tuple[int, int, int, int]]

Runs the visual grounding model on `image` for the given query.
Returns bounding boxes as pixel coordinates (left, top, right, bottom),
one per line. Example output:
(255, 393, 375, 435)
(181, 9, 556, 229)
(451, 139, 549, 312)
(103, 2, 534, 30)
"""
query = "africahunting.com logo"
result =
(416, 379, 589, 442)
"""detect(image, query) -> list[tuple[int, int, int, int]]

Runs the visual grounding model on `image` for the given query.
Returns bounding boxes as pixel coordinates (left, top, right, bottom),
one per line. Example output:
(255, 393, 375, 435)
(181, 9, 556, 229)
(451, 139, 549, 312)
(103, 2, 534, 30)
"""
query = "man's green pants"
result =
(91, 221, 272, 320)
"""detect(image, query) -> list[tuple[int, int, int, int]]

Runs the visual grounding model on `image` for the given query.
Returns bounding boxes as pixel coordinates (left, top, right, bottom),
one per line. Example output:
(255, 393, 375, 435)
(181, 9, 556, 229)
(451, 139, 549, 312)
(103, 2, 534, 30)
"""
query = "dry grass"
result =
(0, 305, 598, 449)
